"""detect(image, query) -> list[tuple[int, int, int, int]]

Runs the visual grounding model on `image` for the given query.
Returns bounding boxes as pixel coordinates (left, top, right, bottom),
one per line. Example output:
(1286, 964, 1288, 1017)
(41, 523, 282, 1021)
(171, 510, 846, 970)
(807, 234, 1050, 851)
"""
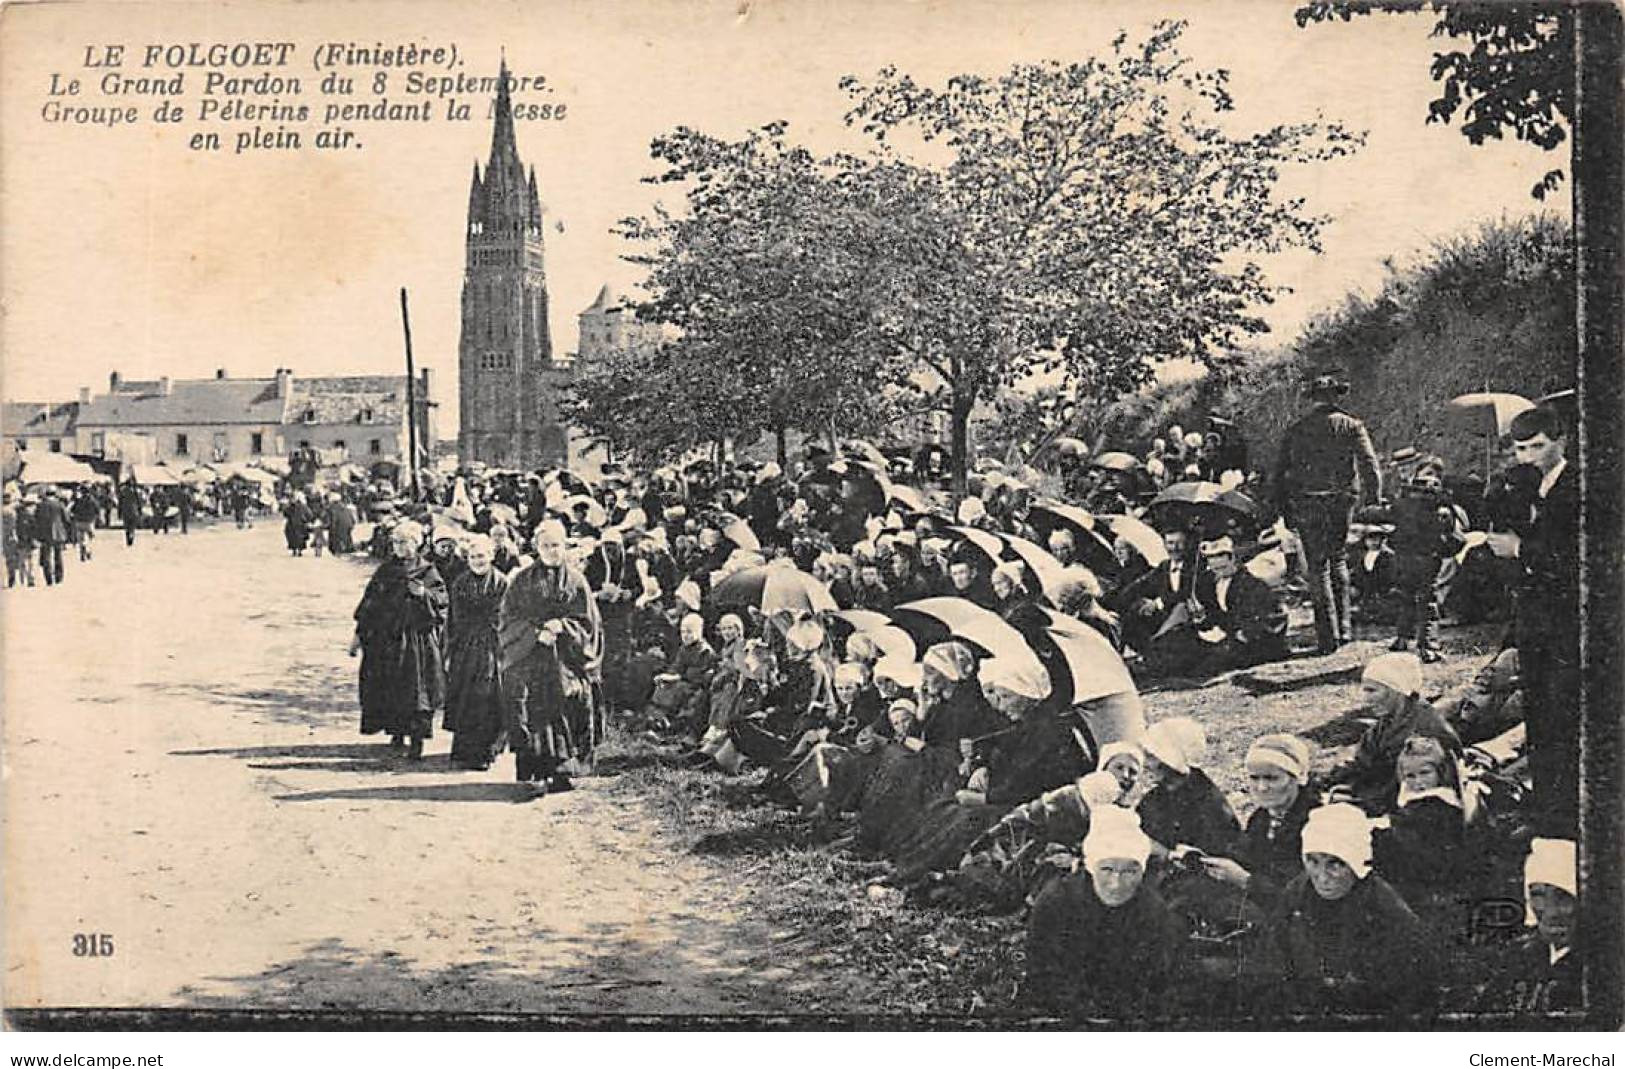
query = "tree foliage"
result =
(590, 124, 910, 463)
(574, 22, 1362, 486)
(1295, 1, 1573, 198)
(839, 20, 1362, 487)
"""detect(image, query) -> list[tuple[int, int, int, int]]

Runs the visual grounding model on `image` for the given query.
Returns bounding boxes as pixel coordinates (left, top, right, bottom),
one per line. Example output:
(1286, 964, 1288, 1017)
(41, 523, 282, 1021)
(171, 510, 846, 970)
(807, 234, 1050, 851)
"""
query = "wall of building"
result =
(73, 423, 285, 465)
(10, 432, 70, 454)
(281, 422, 407, 461)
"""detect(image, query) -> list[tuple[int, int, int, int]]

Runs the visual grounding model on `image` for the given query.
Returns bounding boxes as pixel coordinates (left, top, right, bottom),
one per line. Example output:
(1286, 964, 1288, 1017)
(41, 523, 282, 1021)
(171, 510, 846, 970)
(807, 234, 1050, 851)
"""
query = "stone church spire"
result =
(458, 53, 566, 470)
(466, 161, 484, 228)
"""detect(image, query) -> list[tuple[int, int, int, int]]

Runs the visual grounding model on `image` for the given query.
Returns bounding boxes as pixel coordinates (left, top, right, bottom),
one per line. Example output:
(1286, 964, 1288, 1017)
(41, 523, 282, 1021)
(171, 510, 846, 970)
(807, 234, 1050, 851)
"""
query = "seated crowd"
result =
(371, 412, 1577, 1020)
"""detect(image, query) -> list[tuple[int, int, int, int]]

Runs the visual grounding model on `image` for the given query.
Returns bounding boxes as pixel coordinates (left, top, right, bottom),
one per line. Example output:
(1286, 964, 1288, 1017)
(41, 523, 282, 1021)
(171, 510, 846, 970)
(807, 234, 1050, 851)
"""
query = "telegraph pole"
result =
(400, 287, 420, 502)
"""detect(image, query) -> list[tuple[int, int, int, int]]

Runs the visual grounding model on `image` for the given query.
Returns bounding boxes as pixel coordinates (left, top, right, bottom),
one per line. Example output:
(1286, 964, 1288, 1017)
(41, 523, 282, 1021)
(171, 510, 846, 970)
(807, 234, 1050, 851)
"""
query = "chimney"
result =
(158, 376, 172, 396)
(419, 367, 432, 400)
(78, 387, 90, 405)
(275, 368, 294, 398)
(216, 368, 228, 380)
(109, 370, 122, 391)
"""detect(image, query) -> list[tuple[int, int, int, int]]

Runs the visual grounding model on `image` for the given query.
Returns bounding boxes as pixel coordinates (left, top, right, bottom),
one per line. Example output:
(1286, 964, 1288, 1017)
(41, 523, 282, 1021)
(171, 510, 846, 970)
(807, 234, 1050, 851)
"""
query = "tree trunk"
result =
(775, 423, 788, 470)
(950, 391, 973, 499)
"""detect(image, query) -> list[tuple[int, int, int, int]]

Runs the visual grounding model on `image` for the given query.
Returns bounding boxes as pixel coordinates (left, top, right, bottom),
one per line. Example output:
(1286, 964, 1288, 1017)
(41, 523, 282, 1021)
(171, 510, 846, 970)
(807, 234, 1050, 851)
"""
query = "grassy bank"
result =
(595, 604, 1516, 1020)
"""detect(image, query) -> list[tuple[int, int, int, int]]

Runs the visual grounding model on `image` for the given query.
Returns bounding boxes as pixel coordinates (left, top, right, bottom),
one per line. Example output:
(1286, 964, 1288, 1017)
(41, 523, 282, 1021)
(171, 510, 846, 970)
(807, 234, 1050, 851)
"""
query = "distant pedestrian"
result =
(117, 479, 142, 546)
(282, 491, 314, 556)
(70, 486, 100, 562)
(326, 492, 356, 554)
(3, 492, 32, 588)
(230, 481, 251, 529)
(152, 487, 173, 535)
(32, 487, 71, 586)
(1273, 372, 1381, 654)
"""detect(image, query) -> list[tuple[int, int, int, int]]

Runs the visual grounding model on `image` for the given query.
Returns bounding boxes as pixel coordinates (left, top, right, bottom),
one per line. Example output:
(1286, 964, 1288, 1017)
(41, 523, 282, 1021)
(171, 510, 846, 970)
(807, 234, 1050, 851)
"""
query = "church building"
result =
(457, 60, 573, 469)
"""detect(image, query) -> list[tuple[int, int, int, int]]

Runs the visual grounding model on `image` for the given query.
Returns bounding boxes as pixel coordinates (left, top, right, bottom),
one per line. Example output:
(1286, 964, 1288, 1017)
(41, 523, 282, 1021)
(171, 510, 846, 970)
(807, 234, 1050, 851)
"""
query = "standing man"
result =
(499, 520, 605, 797)
(1486, 404, 1577, 836)
(33, 487, 71, 586)
(1274, 373, 1382, 655)
(70, 485, 100, 562)
(118, 478, 143, 547)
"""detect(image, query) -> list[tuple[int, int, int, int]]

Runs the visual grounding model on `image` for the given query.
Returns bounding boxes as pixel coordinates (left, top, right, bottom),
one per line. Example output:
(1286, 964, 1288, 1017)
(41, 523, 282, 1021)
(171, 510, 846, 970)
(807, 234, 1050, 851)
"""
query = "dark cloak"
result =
(354, 555, 449, 738)
(444, 568, 510, 768)
(499, 558, 604, 779)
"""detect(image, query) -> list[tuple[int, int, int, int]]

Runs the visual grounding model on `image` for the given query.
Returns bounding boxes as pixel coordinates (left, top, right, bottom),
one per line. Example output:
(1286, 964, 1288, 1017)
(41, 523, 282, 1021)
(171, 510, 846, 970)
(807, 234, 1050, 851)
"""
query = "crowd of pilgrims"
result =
(337, 401, 1579, 1020)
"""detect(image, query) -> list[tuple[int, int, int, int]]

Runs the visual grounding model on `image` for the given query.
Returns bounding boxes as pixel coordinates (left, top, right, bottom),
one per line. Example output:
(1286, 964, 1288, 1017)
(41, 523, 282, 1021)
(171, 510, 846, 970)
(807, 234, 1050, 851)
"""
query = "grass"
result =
(598, 732, 1031, 1018)
(596, 597, 1528, 1020)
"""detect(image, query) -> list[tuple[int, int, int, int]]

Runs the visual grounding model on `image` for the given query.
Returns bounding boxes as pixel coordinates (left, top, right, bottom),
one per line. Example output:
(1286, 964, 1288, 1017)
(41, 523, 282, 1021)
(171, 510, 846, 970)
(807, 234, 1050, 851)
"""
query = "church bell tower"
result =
(457, 57, 569, 468)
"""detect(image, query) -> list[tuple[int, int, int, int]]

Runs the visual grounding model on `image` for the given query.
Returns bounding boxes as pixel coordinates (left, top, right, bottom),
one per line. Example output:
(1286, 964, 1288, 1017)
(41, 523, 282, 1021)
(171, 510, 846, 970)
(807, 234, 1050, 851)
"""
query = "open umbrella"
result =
(720, 516, 761, 552)
(868, 625, 918, 663)
(1538, 388, 1576, 426)
(833, 608, 893, 633)
(887, 483, 930, 514)
(1025, 501, 1121, 578)
(841, 439, 890, 470)
(829, 459, 892, 517)
(1216, 488, 1262, 526)
(1096, 514, 1168, 567)
(1073, 691, 1148, 749)
(891, 597, 1047, 683)
(1147, 480, 1254, 533)
(1448, 392, 1535, 438)
(830, 609, 919, 665)
(1091, 451, 1141, 473)
(948, 525, 1007, 564)
(998, 532, 1069, 602)
(1043, 623, 1137, 706)
(710, 563, 837, 616)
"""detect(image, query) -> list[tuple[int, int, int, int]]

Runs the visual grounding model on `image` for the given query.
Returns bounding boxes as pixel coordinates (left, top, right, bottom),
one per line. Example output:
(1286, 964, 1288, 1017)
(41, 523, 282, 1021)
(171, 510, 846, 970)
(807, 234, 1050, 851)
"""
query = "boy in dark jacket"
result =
(1370, 456, 1467, 663)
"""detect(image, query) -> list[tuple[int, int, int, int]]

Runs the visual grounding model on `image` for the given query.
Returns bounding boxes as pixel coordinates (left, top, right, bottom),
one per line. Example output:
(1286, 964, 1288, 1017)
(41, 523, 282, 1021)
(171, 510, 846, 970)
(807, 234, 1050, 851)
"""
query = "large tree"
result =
(608, 124, 909, 466)
(840, 20, 1364, 490)
(1295, 2, 1573, 199)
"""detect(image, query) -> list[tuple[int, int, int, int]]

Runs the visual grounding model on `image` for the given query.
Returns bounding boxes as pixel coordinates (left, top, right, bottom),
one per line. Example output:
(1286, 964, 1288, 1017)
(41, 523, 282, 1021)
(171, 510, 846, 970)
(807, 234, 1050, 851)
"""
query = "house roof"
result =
(288, 375, 410, 426)
(580, 284, 617, 316)
(3, 401, 79, 437)
(75, 378, 286, 427)
(74, 374, 418, 429)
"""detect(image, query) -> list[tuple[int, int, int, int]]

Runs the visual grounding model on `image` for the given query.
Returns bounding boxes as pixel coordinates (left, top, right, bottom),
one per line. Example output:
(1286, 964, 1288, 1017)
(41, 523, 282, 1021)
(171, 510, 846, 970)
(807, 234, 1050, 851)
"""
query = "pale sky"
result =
(1, 0, 1567, 431)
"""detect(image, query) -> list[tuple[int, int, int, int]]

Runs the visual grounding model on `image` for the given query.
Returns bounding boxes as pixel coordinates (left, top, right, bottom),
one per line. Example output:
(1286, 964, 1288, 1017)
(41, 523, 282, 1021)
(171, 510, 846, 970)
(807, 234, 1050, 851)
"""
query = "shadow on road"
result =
(172, 743, 385, 760)
(273, 782, 538, 804)
(146, 662, 357, 729)
(172, 929, 796, 1015)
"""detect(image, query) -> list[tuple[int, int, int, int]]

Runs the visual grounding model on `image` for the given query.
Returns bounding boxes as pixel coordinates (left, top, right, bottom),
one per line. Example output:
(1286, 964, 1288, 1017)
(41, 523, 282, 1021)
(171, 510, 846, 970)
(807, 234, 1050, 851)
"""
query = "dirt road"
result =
(3, 522, 846, 1016)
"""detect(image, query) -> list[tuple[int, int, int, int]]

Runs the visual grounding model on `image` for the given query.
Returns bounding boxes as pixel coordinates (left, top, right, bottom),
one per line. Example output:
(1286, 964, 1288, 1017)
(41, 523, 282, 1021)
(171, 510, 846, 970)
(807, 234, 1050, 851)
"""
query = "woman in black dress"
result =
(350, 519, 449, 760)
(444, 534, 509, 770)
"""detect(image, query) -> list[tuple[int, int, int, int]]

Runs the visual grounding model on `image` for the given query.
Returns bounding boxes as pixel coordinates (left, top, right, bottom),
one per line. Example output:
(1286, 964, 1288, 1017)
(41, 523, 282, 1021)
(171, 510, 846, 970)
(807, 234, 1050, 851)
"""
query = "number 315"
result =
(71, 933, 114, 957)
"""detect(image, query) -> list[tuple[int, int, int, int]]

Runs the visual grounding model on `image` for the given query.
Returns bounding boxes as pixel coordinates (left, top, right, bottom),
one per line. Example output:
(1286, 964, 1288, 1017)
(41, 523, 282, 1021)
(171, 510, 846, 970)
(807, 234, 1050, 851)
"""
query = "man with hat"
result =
(1274, 371, 1382, 654)
(499, 519, 605, 796)
(1186, 535, 1288, 673)
(32, 487, 72, 586)
(1486, 403, 1578, 835)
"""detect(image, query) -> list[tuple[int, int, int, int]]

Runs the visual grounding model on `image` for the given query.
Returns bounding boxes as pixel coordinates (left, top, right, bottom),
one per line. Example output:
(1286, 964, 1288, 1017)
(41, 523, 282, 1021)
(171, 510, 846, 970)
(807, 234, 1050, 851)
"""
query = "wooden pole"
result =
(400, 287, 419, 502)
